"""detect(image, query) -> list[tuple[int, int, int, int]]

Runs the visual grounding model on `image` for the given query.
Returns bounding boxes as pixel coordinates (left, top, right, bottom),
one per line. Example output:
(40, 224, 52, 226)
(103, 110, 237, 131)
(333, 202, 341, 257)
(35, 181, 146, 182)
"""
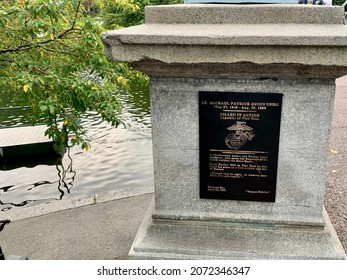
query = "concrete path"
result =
(1, 194, 152, 260)
(325, 76, 347, 253)
(0, 77, 346, 260)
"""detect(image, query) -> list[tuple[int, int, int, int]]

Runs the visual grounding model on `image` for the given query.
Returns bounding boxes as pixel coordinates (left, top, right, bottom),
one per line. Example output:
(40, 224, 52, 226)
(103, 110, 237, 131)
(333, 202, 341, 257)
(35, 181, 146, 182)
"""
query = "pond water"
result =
(0, 87, 154, 213)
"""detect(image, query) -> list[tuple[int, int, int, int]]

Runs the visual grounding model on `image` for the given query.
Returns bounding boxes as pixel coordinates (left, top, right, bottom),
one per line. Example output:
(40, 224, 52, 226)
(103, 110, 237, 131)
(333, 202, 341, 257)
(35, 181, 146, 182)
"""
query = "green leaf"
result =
(48, 105, 55, 115)
(41, 105, 48, 112)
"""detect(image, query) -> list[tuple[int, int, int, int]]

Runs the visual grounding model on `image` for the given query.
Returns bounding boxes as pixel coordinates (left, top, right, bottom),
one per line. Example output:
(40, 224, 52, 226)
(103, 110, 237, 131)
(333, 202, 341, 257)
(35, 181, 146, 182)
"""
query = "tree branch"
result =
(40, 45, 77, 56)
(0, 1, 83, 54)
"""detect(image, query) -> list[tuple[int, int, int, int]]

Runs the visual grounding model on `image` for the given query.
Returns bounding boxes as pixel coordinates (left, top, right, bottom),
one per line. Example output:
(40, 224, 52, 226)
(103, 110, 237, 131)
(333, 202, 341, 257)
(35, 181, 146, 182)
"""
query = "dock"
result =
(0, 125, 56, 159)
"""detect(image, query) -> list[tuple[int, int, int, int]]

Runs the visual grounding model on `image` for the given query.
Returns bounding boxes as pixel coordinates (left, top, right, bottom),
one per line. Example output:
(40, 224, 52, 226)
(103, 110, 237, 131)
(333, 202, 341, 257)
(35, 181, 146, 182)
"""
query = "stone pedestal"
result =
(102, 4, 347, 259)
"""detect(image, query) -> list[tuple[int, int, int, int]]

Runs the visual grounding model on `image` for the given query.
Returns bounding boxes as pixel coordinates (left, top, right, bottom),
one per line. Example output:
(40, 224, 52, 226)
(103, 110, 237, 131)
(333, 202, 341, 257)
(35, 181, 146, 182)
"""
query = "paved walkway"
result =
(325, 76, 347, 253)
(1, 194, 153, 260)
(1, 77, 346, 260)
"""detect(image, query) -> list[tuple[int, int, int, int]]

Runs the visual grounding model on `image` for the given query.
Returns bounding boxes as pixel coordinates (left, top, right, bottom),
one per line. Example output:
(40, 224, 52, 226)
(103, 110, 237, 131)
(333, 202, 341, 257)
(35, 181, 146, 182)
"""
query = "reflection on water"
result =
(0, 87, 154, 212)
(0, 149, 75, 211)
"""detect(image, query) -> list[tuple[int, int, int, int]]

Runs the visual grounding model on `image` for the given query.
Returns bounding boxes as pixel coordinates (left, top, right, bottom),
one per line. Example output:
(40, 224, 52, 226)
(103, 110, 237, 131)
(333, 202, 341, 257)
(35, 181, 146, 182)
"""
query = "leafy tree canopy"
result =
(0, 0, 148, 152)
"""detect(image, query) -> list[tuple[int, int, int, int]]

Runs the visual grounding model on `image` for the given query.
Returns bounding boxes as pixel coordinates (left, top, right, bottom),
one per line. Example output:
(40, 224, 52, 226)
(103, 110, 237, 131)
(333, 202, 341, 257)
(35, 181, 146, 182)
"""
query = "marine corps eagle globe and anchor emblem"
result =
(225, 121, 255, 150)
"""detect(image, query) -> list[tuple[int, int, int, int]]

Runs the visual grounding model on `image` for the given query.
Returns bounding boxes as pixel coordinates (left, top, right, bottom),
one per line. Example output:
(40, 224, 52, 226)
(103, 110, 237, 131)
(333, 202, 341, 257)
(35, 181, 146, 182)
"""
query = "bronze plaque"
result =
(199, 91, 283, 202)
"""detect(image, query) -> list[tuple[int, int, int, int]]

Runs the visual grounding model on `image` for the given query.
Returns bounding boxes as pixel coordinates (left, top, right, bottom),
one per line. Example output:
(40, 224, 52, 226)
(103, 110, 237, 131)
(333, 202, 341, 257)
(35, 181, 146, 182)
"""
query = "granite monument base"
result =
(129, 200, 345, 259)
(101, 4, 347, 260)
(128, 76, 346, 260)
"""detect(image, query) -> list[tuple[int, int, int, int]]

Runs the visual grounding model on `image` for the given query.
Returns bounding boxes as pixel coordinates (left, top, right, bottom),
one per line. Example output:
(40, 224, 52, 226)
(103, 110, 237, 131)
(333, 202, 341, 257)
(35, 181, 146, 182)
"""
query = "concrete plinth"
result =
(130, 201, 345, 259)
(102, 4, 347, 259)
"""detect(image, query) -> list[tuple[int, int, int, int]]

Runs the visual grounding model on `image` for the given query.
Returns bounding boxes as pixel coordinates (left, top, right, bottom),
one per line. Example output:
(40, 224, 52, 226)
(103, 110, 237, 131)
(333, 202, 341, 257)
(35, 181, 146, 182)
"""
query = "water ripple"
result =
(0, 87, 154, 211)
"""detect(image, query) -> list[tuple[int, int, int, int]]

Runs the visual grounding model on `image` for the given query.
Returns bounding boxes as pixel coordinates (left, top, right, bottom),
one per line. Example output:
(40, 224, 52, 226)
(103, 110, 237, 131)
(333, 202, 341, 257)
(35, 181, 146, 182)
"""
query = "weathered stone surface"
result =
(130, 61, 347, 79)
(150, 77, 335, 226)
(101, 5, 347, 69)
(129, 201, 346, 260)
(145, 4, 343, 24)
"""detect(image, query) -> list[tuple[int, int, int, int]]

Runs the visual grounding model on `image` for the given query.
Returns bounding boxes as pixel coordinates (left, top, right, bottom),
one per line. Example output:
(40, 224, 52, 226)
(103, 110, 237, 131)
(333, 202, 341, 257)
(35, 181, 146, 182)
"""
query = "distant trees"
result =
(100, 0, 183, 30)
